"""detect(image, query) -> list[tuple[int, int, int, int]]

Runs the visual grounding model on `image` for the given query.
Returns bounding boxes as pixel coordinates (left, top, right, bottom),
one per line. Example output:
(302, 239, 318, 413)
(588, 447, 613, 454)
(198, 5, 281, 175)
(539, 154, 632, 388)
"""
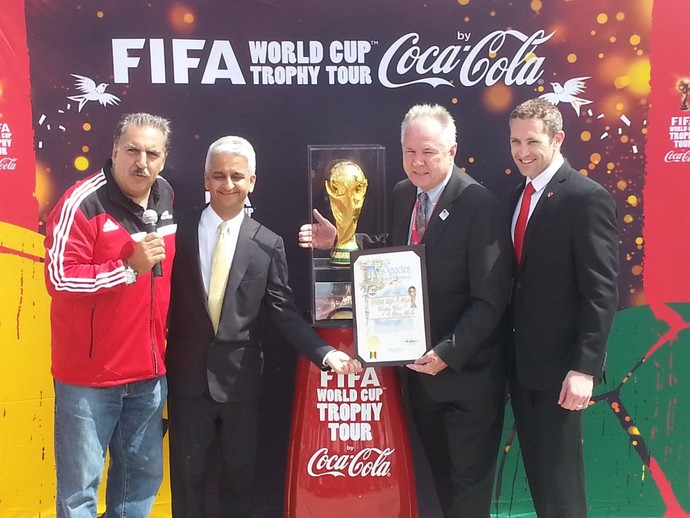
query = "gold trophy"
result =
(678, 78, 690, 111)
(325, 160, 368, 265)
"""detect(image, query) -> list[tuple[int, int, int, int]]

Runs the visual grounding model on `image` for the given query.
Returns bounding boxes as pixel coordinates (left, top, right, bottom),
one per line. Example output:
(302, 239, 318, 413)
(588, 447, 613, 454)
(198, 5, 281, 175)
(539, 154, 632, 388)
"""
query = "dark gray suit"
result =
(166, 208, 334, 517)
(509, 160, 619, 518)
(387, 167, 513, 517)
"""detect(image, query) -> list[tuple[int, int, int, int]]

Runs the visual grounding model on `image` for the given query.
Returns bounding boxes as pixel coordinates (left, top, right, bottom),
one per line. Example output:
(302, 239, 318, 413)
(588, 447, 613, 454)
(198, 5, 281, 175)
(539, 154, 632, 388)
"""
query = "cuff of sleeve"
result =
(433, 338, 455, 368)
(322, 349, 338, 368)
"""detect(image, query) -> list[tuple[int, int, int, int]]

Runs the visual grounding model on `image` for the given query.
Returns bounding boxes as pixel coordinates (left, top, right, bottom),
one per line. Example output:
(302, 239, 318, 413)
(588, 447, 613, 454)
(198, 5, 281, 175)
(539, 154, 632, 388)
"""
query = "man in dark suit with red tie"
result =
(508, 98, 619, 517)
(165, 136, 361, 517)
(299, 104, 514, 517)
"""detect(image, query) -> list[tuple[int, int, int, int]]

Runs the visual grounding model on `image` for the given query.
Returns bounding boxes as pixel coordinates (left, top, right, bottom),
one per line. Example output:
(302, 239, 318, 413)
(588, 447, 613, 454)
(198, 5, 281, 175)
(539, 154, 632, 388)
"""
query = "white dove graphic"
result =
(67, 74, 121, 112)
(540, 76, 593, 116)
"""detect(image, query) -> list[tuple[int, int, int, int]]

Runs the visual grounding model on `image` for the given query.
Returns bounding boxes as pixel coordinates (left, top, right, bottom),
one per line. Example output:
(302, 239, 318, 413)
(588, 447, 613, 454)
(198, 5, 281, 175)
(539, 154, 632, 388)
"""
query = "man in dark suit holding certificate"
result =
(507, 98, 619, 517)
(299, 104, 513, 517)
(166, 136, 361, 517)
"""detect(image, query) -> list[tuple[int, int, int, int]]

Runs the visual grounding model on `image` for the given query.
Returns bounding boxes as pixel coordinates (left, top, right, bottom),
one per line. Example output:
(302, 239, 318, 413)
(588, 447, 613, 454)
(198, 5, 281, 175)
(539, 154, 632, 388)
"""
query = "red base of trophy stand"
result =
(285, 327, 418, 517)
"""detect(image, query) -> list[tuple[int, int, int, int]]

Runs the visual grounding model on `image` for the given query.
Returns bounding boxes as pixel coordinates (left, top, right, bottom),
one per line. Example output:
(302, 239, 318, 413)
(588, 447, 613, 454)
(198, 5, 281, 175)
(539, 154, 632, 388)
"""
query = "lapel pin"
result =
(439, 209, 450, 220)
(547, 191, 554, 198)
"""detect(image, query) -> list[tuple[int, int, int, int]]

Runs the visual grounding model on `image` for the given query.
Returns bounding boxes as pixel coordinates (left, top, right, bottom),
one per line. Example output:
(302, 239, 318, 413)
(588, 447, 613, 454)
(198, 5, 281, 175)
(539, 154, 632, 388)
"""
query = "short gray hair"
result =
(400, 104, 457, 149)
(113, 113, 171, 153)
(205, 136, 256, 175)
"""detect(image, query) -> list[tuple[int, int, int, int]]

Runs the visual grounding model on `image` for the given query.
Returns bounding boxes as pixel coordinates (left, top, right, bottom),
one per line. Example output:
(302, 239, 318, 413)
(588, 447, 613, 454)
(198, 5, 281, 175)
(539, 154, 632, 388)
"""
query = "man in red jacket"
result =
(44, 113, 176, 517)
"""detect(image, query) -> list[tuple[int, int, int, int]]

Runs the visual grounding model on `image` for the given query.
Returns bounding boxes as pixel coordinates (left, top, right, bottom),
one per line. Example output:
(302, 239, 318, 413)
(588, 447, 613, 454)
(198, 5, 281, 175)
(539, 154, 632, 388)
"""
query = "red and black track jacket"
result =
(44, 161, 176, 387)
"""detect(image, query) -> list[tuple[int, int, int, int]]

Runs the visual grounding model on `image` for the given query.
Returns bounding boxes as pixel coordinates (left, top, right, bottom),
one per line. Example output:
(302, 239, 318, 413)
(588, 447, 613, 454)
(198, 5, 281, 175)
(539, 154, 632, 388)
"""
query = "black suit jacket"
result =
(510, 160, 619, 391)
(386, 167, 513, 402)
(166, 208, 334, 403)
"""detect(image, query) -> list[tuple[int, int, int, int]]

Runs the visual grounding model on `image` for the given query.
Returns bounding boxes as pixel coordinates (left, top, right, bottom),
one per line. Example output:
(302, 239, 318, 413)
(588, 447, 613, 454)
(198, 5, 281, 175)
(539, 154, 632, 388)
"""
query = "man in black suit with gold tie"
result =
(165, 136, 362, 517)
(508, 98, 619, 517)
(299, 104, 514, 517)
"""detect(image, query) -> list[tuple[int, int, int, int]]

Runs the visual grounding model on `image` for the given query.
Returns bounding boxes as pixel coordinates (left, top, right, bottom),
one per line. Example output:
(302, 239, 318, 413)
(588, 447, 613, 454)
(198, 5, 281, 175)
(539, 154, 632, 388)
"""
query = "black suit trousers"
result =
(407, 372, 505, 518)
(168, 392, 260, 518)
(510, 378, 587, 518)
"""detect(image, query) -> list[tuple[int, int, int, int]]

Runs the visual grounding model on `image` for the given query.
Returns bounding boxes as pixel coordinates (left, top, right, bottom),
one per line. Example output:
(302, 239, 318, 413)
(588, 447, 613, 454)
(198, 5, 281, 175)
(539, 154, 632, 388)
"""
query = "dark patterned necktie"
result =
(416, 191, 429, 237)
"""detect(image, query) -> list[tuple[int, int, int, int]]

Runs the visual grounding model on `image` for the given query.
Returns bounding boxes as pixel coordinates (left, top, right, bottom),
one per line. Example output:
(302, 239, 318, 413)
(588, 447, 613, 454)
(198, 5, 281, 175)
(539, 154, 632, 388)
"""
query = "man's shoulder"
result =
(454, 166, 480, 184)
(450, 168, 499, 204)
(154, 174, 174, 195)
(176, 205, 205, 223)
(148, 174, 173, 219)
(49, 170, 108, 222)
(559, 164, 614, 201)
(393, 177, 414, 192)
(60, 169, 107, 200)
(171, 206, 204, 244)
(247, 217, 281, 245)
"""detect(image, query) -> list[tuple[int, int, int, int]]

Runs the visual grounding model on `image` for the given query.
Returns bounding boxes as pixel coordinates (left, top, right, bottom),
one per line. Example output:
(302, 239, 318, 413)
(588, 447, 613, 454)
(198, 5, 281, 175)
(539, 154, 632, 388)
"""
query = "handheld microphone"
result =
(142, 209, 163, 277)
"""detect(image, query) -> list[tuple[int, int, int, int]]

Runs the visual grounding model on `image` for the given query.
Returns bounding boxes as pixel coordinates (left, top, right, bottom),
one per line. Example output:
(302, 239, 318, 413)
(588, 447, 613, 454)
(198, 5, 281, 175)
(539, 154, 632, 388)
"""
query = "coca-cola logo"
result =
(664, 150, 690, 163)
(0, 157, 17, 170)
(378, 29, 552, 89)
(307, 447, 394, 477)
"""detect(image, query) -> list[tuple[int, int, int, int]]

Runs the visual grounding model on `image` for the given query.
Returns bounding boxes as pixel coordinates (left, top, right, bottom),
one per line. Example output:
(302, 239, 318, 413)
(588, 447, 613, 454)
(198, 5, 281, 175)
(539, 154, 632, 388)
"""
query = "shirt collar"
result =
(527, 154, 564, 193)
(200, 205, 245, 235)
(417, 165, 453, 205)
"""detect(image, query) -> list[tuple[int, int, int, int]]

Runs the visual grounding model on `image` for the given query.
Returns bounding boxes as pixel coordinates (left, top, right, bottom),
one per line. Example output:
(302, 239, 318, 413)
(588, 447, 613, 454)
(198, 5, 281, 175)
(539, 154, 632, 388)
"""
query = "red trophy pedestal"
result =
(285, 327, 418, 517)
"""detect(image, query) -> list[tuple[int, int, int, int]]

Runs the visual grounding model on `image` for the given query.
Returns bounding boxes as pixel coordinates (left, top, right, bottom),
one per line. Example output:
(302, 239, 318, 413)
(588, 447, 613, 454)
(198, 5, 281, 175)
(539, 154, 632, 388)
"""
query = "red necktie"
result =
(514, 182, 535, 263)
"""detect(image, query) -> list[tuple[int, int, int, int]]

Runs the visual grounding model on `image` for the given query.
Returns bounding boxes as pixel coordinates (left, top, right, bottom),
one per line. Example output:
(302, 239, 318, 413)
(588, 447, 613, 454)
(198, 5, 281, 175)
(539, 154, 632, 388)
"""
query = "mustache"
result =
(130, 167, 150, 177)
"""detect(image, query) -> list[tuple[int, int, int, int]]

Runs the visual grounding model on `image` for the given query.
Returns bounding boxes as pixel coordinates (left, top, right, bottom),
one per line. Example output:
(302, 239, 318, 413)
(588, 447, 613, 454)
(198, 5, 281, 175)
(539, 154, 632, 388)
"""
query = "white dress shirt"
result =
(198, 206, 244, 297)
(511, 154, 564, 242)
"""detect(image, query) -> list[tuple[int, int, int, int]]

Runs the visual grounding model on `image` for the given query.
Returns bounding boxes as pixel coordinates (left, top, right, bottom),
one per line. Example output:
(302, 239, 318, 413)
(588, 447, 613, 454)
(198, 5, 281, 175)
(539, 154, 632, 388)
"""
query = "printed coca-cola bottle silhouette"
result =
(286, 327, 418, 517)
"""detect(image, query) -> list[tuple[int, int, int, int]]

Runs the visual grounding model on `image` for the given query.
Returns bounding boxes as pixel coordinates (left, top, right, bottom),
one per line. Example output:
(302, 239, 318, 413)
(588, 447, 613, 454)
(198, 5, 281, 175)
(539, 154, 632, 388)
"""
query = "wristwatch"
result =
(124, 265, 138, 285)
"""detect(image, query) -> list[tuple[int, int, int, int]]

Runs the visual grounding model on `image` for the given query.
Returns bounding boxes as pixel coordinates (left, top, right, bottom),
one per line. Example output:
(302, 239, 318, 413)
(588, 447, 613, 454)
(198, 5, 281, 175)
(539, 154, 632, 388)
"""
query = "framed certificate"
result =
(351, 245, 431, 366)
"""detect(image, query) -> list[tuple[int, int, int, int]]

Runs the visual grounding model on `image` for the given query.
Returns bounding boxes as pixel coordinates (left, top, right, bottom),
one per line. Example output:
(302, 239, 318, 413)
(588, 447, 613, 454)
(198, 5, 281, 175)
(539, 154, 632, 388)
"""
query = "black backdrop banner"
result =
(26, 0, 648, 308)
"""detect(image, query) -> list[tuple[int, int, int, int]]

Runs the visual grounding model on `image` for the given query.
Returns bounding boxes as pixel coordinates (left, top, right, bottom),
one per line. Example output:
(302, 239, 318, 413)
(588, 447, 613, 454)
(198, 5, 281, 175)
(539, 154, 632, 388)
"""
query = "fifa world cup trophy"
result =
(678, 78, 690, 111)
(325, 160, 368, 265)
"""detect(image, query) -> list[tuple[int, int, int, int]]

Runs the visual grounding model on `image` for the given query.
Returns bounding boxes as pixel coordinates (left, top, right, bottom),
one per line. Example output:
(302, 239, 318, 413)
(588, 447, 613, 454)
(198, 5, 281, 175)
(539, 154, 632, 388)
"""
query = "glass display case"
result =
(307, 144, 386, 326)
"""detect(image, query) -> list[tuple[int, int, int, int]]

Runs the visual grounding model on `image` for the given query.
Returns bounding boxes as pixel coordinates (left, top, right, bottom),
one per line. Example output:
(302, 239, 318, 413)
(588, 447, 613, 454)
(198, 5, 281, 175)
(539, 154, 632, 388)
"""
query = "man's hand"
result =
(558, 370, 594, 411)
(325, 350, 363, 375)
(406, 349, 448, 376)
(127, 233, 166, 275)
(298, 209, 337, 250)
